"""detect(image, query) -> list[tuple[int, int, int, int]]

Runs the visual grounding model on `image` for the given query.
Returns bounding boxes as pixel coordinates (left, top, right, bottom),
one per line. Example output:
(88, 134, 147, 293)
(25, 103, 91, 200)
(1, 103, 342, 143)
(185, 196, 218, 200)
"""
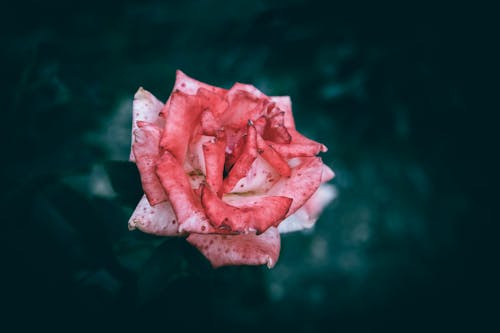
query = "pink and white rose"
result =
(128, 70, 335, 268)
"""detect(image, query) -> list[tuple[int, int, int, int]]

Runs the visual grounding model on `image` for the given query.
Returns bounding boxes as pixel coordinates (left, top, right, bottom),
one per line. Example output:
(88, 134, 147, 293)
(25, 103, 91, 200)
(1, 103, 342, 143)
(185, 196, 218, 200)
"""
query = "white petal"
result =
(129, 88, 164, 161)
(187, 227, 281, 268)
(128, 195, 181, 236)
(278, 184, 337, 233)
(230, 156, 279, 194)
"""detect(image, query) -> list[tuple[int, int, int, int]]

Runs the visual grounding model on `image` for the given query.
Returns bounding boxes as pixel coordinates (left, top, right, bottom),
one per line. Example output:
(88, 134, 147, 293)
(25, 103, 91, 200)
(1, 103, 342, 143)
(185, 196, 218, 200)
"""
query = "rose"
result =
(128, 70, 335, 268)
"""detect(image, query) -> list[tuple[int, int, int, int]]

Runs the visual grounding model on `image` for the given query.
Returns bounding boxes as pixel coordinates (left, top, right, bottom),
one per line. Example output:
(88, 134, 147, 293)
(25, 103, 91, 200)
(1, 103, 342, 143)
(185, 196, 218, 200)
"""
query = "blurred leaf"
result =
(113, 233, 165, 273)
(137, 238, 211, 305)
(104, 160, 143, 208)
(36, 182, 124, 268)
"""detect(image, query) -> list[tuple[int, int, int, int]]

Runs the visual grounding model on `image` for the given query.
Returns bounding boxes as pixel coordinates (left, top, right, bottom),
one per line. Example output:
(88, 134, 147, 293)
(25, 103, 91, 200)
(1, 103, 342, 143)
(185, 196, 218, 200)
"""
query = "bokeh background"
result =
(1, 1, 496, 332)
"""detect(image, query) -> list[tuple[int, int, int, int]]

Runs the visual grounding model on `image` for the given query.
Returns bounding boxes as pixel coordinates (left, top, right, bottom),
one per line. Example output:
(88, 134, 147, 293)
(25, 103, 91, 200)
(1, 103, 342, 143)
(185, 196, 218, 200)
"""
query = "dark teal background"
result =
(1, 1, 496, 332)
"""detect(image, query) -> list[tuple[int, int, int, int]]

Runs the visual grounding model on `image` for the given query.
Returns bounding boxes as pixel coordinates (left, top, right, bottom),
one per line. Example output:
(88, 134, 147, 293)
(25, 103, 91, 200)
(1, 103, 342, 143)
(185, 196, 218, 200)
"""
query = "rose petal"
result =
(268, 157, 324, 217)
(267, 141, 326, 158)
(263, 111, 292, 144)
(132, 122, 168, 205)
(156, 151, 213, 234)
(230, 82, 267, 99)
(185, 134, 214, 175)
(223, 128, 246, 170)
(321, 164, 335, 182)
(200, 109, 220, 135)
(173, 70, 227, 96)
(130, 88, 164, 161)
(203, 131, 226, 196)
(128, 195, 181, 235)
(278, 184, 337, 233)
(256, 133, 291, 177)
(222, 88, 266, 128)
(270, 96, 295, 128)
(160, 90, 204, 164)
(222, 124, 258, 193)
(289, 128, 328, 152)
(197, 88, 228, 118)
(302, 183, 337, 221)
(186, 226, 281, 268)
(201, 185, 292, 233)
(230, 156, 279, 194)
(253, 116, 267, 136)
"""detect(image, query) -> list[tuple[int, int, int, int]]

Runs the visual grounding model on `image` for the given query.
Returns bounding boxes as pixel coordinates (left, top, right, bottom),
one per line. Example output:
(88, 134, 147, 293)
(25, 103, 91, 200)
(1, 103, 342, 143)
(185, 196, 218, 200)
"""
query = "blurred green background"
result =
(1, 1, 496, 332)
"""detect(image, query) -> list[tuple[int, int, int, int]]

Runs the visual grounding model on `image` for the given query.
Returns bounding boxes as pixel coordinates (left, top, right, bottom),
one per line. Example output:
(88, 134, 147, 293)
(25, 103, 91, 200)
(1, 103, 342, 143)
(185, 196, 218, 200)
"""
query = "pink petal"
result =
(230, 82, 267, 99)
(201, 185, 292, 234)
(173, 70, 227, 97)
(223, 128, 246, 171)
(222, 125, 258, 194)
(203, 131, 226, 196)
(262, 111, 292, 144)
(197, 88, 228, 118)
(155, 151, 213, 234)
(278, 184, 337, 233)
(253, 116, 267, 136)
(221, 88, 266, 128)
(289, 128, 328, 152)
(128, 195, 181, 236)
(270, 96, 295, 128)
(267, 141, 326, 159)
(132, 122, 168, 205)
(186, 226, 281, 268)
(256, 133, 291, 177)
(200, 109, 220, 136)
(268, 157, 324, 217)
(160, 90, 204, 165)
(130, 88, 164, 161)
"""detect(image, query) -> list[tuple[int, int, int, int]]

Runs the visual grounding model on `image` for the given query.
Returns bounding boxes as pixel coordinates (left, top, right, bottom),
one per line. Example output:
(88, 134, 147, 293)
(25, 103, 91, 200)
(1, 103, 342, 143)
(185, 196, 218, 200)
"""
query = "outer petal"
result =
(128, 195, 180, 236)
(267, 141, 326, 159)
(270, 96, 295, 128)
(160, 91, 204, 164)
(268, 157, 324, 217)
(173, 70, 227, 97)
(201, 185, 292, 233)
(302, 183, 337, 222)
(130, 88, 164, 161)
(132, 122, 168, 205)
(321, 164, 335, 182)
(186, 227, 281, 268)
(289, 128, 328, 152)
(155, 151, 213, 234)
(278, 184, 337, 233)
(230, 82, 267, 99)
